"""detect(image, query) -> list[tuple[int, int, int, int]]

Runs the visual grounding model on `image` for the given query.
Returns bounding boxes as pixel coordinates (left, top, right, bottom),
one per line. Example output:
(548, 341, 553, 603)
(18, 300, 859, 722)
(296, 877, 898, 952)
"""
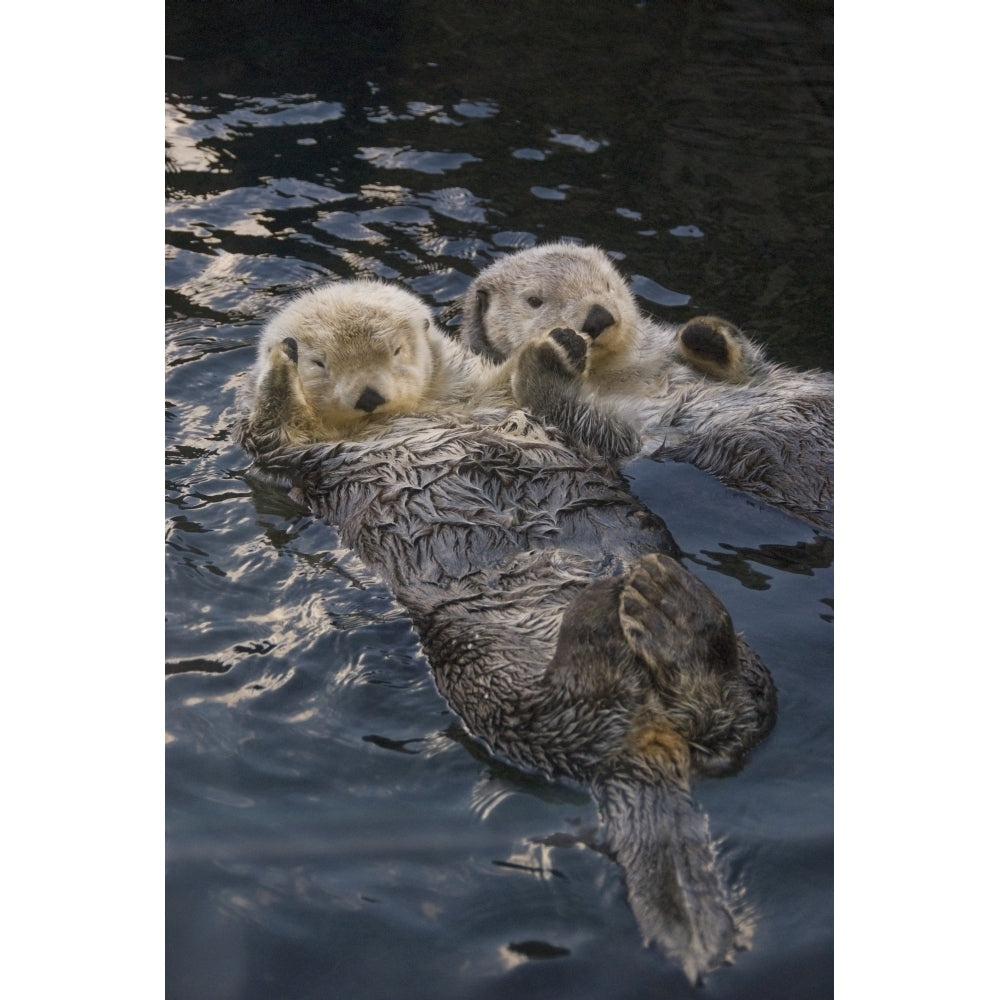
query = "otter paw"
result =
(281, 336, 298, 363)
(547, 327, 589, 374)
(514, 326, 591, 390)
(619, 553, 738, 680)
(678, 317, 745, 382)
(267, 336, 300, 369)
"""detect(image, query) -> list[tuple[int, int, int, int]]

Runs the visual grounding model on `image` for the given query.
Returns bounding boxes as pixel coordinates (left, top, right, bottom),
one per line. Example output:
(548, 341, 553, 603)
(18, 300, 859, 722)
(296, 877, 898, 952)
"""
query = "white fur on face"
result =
(255, 280, 436, 431)
(462, 243, 643, 364)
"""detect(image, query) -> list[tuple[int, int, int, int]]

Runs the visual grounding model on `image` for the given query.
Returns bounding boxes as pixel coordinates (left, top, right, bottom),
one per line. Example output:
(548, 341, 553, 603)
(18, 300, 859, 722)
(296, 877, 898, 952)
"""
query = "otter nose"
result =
(354, 386, 386, 413)
(581, 304, 615, 339)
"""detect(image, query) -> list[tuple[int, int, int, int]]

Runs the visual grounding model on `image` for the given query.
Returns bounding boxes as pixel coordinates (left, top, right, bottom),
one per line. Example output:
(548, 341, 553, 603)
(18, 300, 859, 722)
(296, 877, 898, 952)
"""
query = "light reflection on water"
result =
(166, 2, 832, 998)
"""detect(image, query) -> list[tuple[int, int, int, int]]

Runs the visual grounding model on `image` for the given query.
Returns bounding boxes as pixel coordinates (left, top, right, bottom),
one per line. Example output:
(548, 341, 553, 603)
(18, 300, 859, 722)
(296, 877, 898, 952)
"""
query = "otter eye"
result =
(527, 296, 543, 309)
(393, 345, 402, 357)
(312, 359, 325, 368)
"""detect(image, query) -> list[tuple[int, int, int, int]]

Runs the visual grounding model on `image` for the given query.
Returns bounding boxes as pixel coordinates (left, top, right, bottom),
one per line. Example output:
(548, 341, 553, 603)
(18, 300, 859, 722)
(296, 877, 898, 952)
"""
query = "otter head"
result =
(257, 280, 436, 435)
(461, 243, 643, 374)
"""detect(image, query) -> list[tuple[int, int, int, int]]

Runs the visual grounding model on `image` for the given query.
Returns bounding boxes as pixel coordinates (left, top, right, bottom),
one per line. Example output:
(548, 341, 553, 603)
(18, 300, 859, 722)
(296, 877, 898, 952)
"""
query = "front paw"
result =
(522, 327, 591, 380)
(250, 337, 313, 450)
(280, 336, 298, 364)
(511, 327, 590, 408)
(678, 317, 745, 382)
(547, 327, 589, 375)
(264, 335, 301, 373)
(509, 325, 640, 462)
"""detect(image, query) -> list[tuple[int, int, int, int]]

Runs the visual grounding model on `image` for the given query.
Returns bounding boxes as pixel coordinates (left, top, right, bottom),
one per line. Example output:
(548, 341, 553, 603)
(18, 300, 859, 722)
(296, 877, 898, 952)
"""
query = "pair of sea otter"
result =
(234, 243, 832, 984)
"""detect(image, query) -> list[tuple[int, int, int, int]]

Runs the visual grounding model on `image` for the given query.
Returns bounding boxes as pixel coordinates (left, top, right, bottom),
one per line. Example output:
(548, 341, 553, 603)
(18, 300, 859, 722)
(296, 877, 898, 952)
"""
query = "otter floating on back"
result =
(241, 278, 639, 461)
(234, 279, 777, 984)
(460, 242, 834, 530)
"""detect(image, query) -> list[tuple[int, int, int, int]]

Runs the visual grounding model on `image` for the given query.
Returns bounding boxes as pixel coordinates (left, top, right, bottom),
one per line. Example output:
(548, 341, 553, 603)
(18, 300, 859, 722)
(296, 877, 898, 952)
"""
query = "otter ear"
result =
(423, 317, 430, 332)
(463, 285, 506, 364)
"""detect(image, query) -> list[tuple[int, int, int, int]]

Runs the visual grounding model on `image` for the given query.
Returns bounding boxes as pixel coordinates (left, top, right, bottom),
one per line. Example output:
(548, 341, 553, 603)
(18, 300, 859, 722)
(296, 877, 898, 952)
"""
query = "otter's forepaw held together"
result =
(280, 336, 298, 363)
(678, 317, 748, 383)
(516, 326, 591, 384)
(510, 327, 589, 410)
(246, 335, 315, 452)
(265, 335, 300, 371)
(547, 327, 589, 374)
(509, 324, 641, 463)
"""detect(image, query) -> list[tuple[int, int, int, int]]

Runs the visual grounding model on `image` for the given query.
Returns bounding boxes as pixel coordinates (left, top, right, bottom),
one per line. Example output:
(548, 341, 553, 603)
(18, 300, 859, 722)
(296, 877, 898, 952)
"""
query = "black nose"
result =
(354, 386, 386, 413)
(581, 304, 615, 339)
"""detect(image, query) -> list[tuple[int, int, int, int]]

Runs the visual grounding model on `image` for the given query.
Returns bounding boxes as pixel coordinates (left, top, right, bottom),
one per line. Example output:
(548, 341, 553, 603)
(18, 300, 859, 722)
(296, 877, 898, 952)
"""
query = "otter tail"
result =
(594, 765, 748, 985)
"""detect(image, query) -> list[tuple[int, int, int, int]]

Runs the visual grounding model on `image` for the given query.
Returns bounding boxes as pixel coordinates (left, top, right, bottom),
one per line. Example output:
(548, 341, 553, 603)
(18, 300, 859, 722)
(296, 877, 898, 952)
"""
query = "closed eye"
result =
(312, 359, 325, 368)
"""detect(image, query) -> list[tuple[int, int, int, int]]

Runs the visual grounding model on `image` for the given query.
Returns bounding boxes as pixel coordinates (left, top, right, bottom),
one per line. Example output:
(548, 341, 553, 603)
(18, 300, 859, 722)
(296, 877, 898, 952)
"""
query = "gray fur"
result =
(460, 243, 833, 530)
(234, 286, 778, 983)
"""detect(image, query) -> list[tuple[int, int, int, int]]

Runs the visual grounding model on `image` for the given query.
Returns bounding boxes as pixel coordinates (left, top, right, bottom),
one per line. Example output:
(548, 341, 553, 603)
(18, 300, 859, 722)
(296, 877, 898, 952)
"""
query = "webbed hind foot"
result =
(617, 553, 776, 768)
(618, 553, 739, 682)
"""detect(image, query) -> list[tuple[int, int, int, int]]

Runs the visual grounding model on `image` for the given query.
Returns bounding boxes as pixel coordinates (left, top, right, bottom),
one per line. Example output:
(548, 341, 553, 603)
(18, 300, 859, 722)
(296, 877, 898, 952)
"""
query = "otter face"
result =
(461, 244, 643, 372)
(295, 315, 432, 428)
(255, 280, 436, 436)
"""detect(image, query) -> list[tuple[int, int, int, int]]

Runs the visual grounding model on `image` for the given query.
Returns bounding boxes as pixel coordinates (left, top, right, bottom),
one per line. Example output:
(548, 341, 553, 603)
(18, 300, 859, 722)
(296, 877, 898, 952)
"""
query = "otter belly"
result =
(234, 407, 776, 984)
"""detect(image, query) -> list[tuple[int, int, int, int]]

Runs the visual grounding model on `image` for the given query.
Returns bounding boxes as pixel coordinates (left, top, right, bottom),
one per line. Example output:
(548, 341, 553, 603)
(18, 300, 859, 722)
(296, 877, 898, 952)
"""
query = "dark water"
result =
(165, 2, 833, 997)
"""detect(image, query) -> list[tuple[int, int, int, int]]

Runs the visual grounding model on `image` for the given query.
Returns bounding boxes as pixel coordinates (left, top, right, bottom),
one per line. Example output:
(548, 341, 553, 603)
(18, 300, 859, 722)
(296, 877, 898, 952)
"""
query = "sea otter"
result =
(242, 277, 639, 461)
(460, 242, 834, 530)
(234, 280, 777, 984)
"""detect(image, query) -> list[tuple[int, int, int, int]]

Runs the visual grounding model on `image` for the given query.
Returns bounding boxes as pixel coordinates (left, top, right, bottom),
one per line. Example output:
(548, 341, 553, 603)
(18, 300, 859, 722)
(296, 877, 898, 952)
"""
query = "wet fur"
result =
(234, 282, 778, 983)
(461, 243, 833, 530)
(242, 279, 513, 451)
(241, 278, 639, 462)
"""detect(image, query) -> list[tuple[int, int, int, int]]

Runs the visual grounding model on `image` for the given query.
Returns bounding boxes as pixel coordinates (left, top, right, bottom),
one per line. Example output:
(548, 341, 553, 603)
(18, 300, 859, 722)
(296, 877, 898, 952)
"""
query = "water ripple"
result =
(357, 147, 482, 175)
